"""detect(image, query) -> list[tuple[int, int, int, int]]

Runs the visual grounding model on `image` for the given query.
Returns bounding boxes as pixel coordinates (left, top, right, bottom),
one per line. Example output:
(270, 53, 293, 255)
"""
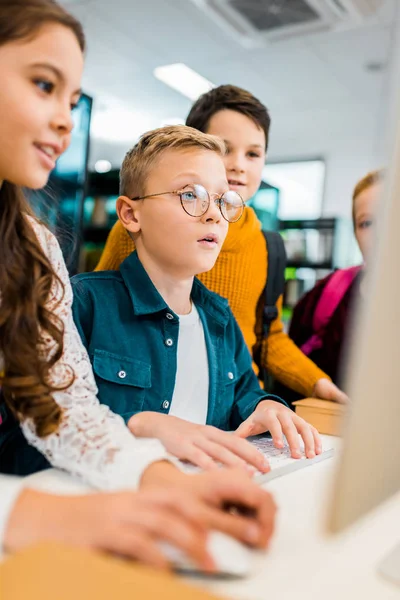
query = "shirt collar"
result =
(120, 250, 230, 325)
(120, 251, 168, 316)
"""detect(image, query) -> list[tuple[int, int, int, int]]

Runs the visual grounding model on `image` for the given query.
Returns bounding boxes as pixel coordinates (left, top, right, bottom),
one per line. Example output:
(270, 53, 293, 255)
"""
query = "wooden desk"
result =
(0, 543, 224, 600)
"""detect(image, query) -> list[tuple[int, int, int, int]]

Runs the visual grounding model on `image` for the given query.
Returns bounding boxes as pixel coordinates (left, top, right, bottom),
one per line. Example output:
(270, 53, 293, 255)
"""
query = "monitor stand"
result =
(378, 543, 400, 587)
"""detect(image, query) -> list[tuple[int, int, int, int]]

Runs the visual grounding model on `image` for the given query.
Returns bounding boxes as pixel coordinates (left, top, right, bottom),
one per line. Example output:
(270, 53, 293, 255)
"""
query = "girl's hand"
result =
(129, 412, 270, 473)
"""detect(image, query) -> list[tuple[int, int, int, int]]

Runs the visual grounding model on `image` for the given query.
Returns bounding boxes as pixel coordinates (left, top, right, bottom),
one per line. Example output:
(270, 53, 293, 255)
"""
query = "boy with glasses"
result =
(72, 125, 321, 473)
(97, 85, 347, 406)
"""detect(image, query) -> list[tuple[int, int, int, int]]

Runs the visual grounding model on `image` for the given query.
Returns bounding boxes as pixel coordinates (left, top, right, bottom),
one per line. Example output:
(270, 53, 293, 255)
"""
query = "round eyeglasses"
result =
(131, 183, 244, 223)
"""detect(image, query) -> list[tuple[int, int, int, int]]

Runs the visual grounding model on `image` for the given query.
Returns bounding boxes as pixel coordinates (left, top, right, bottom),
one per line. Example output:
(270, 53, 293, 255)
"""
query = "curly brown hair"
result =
(0, 0, 85, 437)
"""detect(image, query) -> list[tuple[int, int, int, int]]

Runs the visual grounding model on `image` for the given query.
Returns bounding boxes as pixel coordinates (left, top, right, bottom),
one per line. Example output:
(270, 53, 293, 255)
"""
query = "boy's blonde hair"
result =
(352, 169, 384, 226)
(119, 125, 226, 199)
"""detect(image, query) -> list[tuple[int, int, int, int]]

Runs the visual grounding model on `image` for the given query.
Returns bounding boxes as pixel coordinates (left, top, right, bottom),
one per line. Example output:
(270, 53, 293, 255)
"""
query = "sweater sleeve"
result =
(95, 220, 135, 271)
(261, 294, 331, 397)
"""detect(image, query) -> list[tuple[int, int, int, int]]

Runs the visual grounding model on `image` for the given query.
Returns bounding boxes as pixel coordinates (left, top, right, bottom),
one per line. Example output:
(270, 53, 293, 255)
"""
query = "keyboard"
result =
(248, 434, 334, 484)
(179, 434, 334, 483)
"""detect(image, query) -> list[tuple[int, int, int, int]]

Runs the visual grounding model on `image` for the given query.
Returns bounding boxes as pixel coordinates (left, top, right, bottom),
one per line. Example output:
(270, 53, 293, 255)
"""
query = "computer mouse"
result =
(159, 530, 253, 578)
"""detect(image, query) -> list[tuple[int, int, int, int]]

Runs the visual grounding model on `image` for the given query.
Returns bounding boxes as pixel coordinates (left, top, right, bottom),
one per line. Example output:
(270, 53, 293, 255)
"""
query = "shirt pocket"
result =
(92, 349, 151, 421)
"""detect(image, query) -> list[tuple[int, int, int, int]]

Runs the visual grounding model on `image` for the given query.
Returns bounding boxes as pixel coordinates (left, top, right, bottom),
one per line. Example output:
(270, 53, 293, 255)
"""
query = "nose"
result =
(50, 100, 74, 136)
(225, 149, 246, 174)
(201, 194, 222, 223)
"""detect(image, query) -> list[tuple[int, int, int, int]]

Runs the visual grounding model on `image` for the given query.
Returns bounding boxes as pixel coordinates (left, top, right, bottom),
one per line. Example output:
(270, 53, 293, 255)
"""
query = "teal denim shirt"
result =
(71, 251, 285, 430)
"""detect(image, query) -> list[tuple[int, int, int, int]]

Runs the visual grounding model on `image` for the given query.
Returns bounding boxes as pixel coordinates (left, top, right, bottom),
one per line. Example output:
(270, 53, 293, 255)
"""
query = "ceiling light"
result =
(154, 63, 214, 101)
(94, 159, 112, 173)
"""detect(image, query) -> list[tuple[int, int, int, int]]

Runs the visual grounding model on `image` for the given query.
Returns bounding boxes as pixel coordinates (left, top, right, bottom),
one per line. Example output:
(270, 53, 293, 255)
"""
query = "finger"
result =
(208, 428, 270, 473)
(191, 485, 277, 549)
(235, 418, 255, 438)
(311, 426, 322, 454)
(105, 529, 171, 569)
(278, 415, 302, 458)
(142, 489, 208, 531)
(295, 418, 316, 458)
(196, 470, 277, 546)
(194, 437, 250, 470)
(263, 413, 285, 449)
(153, 486, 268, 551)
(198, 503, 275, 549)
(335, 389, 349, 404)
(212, 430, 270, 473)
(131, 507, 214, 572)
(183, 444, 220, 471)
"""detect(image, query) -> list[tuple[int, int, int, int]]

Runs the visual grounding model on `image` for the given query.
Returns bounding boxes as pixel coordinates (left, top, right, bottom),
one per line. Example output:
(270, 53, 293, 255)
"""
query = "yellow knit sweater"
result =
(95, 208, 329, 396)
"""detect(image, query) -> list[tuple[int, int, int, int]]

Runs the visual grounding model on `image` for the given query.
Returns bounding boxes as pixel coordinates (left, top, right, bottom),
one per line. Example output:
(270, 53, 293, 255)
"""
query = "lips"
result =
(228, 179, 246, 187)
(198, 233, 218, 243)
(34, 142, 63, 171)
(197, 233, 220, 249)
(34, 142, 62, 160)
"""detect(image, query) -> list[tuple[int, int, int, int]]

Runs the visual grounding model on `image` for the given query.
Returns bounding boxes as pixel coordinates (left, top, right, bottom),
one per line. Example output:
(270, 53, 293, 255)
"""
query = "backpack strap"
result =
(301, 265, 362, 356)
(254, 231, 286, 390)
(262, 230, 287, 338)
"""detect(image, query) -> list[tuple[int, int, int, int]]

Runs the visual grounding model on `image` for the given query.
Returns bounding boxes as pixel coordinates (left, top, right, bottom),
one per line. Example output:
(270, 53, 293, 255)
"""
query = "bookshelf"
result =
(279, 217, 356, 319)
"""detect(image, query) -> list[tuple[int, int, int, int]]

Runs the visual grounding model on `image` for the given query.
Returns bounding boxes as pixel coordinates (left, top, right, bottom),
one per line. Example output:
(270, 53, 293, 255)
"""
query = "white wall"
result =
(267, 105, 385, 221)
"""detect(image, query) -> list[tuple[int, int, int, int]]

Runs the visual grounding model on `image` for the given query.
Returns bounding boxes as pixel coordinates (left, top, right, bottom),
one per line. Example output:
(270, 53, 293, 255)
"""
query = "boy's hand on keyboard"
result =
(235, 400, 322, 459)
(129, 412, 270, 473)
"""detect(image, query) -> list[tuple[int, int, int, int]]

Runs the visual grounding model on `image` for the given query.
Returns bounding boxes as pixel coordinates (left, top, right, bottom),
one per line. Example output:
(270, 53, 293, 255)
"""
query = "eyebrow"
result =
(223, 140, 263, 149)
(30, 62, 82, 96)
(356, 213, 372, 221)
(172, 175, 229, 193)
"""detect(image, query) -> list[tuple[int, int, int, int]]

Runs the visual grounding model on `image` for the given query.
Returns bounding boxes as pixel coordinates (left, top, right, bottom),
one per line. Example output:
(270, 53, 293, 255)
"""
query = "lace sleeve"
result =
(21, 221, 170, 490)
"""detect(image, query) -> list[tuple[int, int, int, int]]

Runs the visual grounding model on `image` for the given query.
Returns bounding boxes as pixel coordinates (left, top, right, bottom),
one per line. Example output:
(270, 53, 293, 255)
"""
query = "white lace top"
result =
(3, 218, 170, 490)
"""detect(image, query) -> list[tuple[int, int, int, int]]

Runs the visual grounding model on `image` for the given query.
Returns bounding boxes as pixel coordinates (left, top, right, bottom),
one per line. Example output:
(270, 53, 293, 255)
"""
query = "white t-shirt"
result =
(168, 304, 209, 425)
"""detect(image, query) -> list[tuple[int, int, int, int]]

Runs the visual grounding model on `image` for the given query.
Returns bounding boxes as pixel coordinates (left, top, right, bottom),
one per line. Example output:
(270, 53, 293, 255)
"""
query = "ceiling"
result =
(61, 0, 398, 167)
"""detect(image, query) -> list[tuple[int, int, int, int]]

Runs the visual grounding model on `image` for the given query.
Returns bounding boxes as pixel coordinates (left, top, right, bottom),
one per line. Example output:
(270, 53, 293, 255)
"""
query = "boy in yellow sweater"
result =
(96, 85, 346, 406)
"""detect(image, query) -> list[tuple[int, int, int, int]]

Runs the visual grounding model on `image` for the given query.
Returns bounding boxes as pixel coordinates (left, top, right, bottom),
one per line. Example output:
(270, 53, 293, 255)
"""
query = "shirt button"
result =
(165, 338, 174, 347)
(165, 313, 174, 320)
(118, 370, 127, 379)
(162, 400, 170, 409)
(227, 372, 234, 380)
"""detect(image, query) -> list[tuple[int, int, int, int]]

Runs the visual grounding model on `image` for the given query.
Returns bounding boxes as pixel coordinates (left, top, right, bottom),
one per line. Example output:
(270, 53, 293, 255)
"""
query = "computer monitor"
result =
(327, 9, 400, 585)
